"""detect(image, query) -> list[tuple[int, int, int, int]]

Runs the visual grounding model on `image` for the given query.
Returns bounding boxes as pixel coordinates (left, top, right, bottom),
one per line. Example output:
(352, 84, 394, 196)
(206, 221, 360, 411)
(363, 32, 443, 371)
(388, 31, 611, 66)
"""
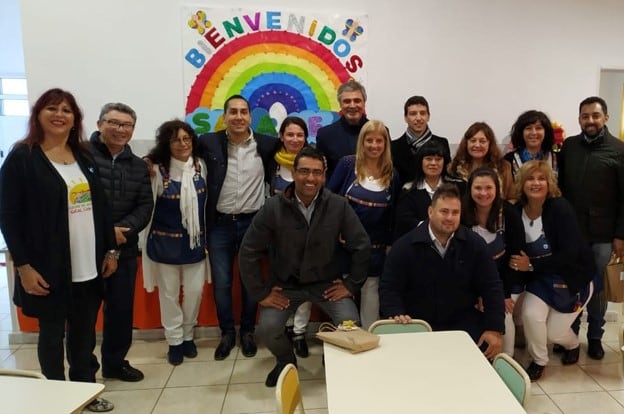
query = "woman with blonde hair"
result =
(509, 160, 594, 381)
(327, 119, 400, 328)
(448, 122, 513, 199)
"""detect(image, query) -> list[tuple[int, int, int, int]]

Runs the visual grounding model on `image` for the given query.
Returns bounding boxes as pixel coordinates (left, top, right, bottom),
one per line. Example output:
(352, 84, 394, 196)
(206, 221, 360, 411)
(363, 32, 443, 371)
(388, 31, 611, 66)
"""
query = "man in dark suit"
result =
(199, 95, 276, 360)
(391, 96, 451, 187)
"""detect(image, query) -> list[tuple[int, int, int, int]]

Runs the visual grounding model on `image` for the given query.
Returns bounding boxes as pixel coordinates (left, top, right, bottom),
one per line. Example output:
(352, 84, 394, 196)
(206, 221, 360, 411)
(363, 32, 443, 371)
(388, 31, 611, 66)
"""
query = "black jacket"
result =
(316, 116, 368, 181)
(88, 132, 153, 257)
(514, 197, 595, 295)
(198, 130, 276, 231)
(558, 127, 624, 242)
(0, 144, 116, 317)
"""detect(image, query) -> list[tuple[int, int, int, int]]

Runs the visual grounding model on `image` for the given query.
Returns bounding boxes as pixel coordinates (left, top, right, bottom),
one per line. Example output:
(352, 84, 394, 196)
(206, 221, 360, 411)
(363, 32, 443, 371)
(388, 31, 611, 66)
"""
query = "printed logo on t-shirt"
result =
(68, 179, 92, 214)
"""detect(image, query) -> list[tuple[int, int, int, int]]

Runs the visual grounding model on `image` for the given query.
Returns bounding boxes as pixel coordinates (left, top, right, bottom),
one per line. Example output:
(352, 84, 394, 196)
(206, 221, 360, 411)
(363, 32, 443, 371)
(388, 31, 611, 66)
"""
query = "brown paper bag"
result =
(316, 323, 380, 353)
(604, 254, 624, 303)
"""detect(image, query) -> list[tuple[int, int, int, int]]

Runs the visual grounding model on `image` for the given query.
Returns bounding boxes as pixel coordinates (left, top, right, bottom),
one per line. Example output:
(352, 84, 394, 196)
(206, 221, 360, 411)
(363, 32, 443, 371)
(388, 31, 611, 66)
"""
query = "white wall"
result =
(19, 0, 624, 151)
(599, 69, 624, 138)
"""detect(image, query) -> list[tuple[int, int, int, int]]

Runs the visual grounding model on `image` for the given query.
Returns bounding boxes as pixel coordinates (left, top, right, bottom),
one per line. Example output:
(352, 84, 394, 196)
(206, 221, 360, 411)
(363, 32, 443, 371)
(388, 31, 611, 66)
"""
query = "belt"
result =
(216, 211, 256, 221)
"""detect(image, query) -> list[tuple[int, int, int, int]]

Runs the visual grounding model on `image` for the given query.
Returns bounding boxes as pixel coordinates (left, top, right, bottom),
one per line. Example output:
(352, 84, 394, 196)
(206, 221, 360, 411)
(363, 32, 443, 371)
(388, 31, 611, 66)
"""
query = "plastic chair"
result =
(368, 319, 432, 334)
(275, 363, 305, 414)
(492, 353, 531, 406)
(0, 368, 46, 379)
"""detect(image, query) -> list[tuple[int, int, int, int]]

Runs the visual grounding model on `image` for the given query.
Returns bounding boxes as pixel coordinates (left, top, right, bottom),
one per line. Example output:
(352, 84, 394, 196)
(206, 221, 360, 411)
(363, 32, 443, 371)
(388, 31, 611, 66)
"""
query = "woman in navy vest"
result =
(143, 120, 209, 365)
(328, 119, 400, 329)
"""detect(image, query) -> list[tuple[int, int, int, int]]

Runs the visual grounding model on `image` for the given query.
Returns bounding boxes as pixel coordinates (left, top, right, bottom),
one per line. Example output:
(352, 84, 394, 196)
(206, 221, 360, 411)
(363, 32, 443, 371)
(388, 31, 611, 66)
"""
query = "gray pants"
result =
(258, 282, 359, 364)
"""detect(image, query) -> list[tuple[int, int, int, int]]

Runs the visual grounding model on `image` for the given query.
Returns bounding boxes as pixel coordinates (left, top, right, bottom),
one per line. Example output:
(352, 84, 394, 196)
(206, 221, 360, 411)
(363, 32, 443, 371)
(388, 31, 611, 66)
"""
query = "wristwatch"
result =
(527, 262, 534, 272)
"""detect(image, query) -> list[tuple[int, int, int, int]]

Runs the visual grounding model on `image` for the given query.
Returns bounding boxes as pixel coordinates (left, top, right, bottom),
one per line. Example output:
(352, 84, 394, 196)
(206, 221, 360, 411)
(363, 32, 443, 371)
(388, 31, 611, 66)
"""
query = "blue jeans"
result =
(258, 282, 360, 364)
(572, 242, 611, 339)
(207, 215, 258, 336)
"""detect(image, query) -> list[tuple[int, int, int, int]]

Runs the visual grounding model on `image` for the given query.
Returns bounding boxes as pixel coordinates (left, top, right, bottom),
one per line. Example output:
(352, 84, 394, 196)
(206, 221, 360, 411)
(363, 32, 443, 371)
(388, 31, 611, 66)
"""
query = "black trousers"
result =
(101, 255, 137, 372)
(37, 277, 101, 382)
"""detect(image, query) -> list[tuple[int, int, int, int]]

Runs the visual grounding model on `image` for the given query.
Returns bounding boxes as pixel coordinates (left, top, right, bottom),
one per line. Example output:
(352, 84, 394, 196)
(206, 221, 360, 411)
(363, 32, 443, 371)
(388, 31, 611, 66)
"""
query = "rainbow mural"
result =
(182, 8, 367, 141)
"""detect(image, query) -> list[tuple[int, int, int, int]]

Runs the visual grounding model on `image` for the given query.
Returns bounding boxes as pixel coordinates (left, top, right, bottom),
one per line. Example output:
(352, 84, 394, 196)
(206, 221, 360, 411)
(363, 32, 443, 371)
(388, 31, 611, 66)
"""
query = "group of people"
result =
(0, 81, 622, 412)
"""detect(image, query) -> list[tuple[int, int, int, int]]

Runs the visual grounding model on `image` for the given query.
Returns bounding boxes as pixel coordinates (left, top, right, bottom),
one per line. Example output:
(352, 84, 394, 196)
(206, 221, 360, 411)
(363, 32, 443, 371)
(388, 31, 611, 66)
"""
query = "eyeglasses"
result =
(170, 136, 193, 145)
(295, 168, 324, 177)
(103, 119, 135, 130)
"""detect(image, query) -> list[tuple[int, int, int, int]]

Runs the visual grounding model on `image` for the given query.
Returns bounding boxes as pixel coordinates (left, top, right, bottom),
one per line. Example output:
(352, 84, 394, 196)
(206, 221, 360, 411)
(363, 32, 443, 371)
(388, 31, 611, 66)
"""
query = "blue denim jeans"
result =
(572, 242, 612, 339)
(207, 214, 258, 336)
(257, 282, 360, 364)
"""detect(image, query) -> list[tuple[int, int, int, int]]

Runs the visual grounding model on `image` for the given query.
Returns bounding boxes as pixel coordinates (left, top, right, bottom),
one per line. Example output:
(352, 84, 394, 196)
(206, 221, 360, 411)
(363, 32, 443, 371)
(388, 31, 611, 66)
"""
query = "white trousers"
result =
(503, 293, 523, 357)
(522, 283, 593, 366)
(286, 302, 313, 335)
(155, 261, 205, 346)
(360, 277, 380, 330)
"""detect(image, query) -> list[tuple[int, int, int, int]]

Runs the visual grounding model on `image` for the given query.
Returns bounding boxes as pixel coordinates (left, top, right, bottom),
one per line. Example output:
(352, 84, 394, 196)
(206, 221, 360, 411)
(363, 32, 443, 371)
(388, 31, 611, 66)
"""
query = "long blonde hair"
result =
(355, 120, 394, 188)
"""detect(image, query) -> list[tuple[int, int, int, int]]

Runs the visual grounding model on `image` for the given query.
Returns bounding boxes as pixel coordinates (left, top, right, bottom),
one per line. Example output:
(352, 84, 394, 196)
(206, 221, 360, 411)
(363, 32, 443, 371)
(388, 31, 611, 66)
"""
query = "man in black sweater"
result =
(89, 102, 153, 381)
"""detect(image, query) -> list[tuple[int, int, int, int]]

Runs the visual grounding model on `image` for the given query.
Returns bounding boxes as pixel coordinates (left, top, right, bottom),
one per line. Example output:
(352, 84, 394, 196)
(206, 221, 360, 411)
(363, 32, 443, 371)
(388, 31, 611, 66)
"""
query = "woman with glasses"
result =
(0, 88, 117, 412)
(143, 119, 210, 366)
(327, 119, 400, 329)
(448, 122, 513, 199)
(267, 116, 313, 358)
(462, 167, 525, 356)
(510, 160, 594, 380)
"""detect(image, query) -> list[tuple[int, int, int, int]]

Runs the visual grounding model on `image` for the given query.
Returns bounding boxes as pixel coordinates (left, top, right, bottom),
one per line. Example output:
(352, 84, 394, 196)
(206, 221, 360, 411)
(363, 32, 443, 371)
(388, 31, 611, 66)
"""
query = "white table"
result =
(0, 376, 104, 413)
(323, 330, 526, 413)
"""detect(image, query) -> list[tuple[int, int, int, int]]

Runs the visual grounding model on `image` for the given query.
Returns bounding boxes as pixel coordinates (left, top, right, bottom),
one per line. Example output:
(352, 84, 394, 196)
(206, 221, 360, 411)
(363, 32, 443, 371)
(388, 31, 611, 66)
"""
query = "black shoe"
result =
(553, 344, 565, 354)
(587, 339, 605, 360)
(183, 340, 198, 358)
(293, 335, 309, 358)
(168, 344, 184, 366)
(526, 362, 545, 382)
(265, 362, 290, 388)
(561, 346, 580, 365)
(102, 361, 144, 382)
(240, 332, 257, 358)
(214, 334, 235, 360)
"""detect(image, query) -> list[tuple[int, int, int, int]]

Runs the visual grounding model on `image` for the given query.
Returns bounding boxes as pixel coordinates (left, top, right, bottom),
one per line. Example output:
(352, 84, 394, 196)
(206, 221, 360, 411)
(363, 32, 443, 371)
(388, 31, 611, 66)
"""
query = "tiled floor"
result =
(1, 269, 624, 413)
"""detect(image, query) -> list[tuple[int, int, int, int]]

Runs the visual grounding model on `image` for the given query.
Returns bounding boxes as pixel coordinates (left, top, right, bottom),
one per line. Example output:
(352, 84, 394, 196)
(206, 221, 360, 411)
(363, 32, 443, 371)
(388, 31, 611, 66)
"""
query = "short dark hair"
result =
(294, 146, 326, 170)
(413, 138, 451, 185)
(99, 102, 137, 122)
(431, 183, 461, 206)
(147, 119, 200, 171)
(224, 94, 250, 112)
(279, 116, 309, 138)
(579, 96, 608, 115)
(510, 110, 554, 151)
(403, 95, 430, 116)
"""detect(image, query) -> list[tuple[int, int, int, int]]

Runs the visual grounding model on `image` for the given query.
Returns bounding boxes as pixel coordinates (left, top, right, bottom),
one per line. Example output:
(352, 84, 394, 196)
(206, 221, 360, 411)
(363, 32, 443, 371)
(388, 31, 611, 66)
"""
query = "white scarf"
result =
(169, 157, 201, 250)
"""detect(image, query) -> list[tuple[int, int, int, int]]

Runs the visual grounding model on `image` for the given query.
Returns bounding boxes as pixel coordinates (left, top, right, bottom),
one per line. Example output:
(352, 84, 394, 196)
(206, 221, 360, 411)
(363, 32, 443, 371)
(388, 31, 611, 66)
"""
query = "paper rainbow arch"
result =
(185, 31, 353, 115)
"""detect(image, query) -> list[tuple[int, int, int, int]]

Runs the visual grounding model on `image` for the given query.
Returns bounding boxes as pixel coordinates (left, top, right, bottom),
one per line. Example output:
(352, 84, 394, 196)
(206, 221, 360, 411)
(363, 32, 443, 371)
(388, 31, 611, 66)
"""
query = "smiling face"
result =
(97, 109, 135, 154)
(223, 98, 251, 139)
(404, 104, 430, 137)
(428, 196, 461, 240)
(522, 120, 545, 153)
(38, 99, 75, 139)
(466, 130, 490, 161)
(169, 128, 193, 162)
(523, 169, 549, 203)
(362, 131, 386, 160)
(579, 102, 609, 138)
(280, 123, 306, 154)
(422, 155, 444, 180)
(293, 156, 325, 205)
(471, 175, 497, 210)
(339, 90, 366, 125)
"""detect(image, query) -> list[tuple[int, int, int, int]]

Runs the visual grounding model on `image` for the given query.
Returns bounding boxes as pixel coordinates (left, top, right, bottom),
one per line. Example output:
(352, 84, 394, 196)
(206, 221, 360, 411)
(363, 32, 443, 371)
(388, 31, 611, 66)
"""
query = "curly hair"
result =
(448, 122, 505, 180)
(147, 119, 200, 172)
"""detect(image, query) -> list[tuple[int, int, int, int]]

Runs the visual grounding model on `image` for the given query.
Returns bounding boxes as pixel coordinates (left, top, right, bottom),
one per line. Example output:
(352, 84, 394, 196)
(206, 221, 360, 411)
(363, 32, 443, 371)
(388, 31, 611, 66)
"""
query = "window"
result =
(0, 78, 29, 116)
